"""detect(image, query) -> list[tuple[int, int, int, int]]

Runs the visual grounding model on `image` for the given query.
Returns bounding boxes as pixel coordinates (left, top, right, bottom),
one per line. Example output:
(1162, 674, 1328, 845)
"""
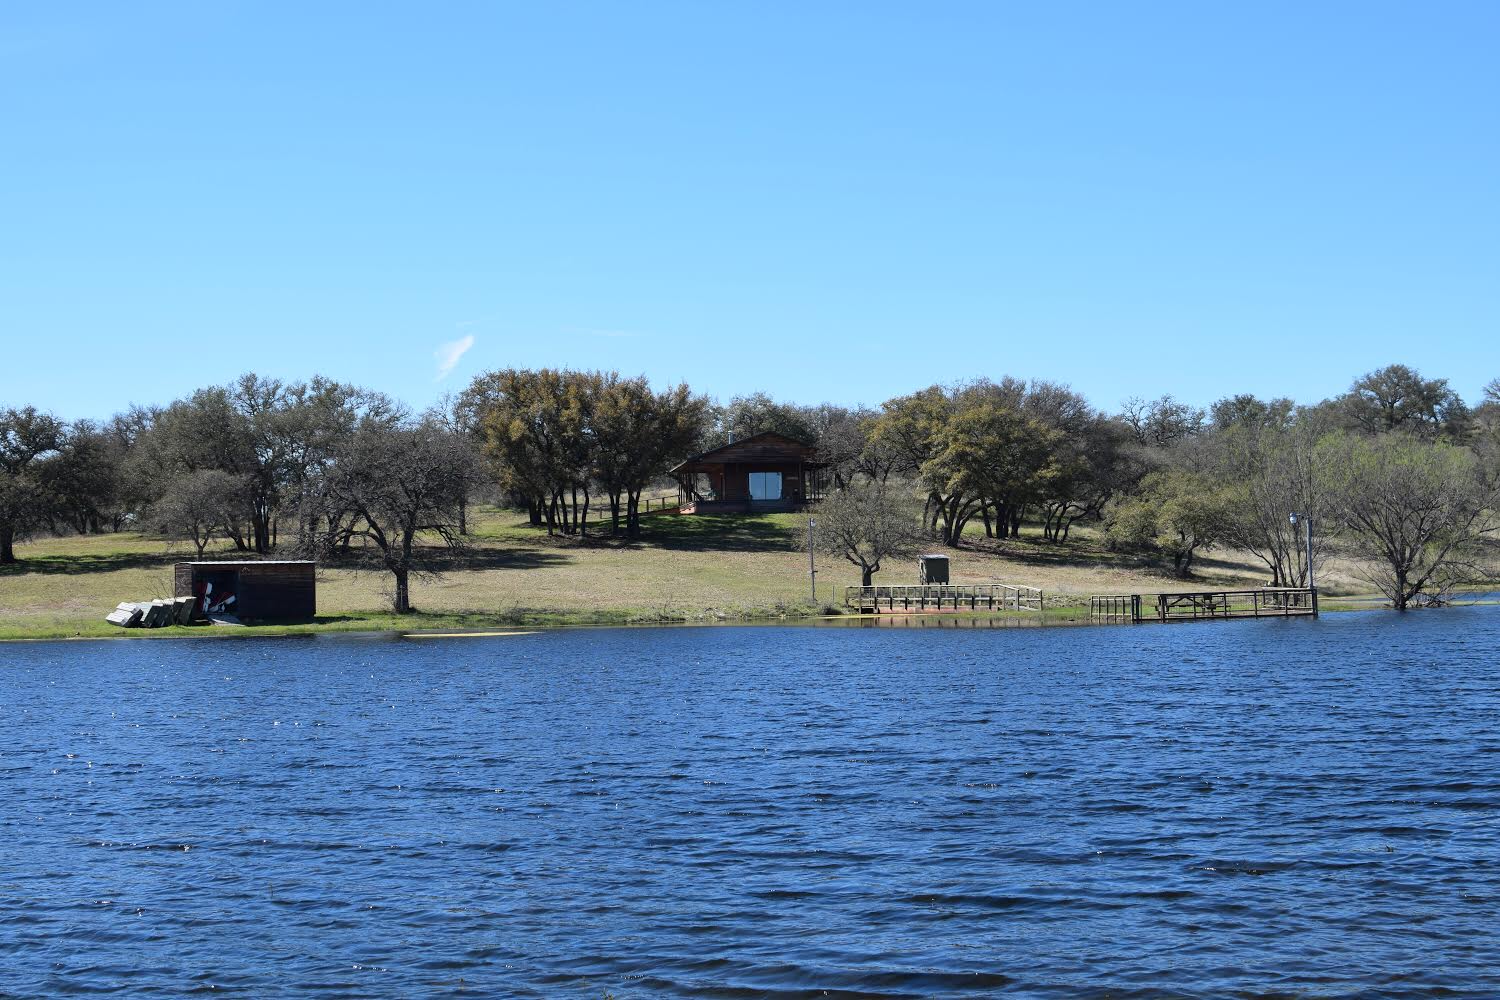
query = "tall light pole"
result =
(1289, 512, 1314, 590)
(807, 514, 818, 605)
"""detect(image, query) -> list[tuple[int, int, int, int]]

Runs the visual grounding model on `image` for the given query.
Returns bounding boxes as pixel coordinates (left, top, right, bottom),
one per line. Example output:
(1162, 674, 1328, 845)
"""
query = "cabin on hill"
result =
(672, 432, 829, 513)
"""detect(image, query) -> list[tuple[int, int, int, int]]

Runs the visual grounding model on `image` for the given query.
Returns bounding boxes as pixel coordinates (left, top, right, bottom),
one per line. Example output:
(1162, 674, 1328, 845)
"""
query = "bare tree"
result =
(1213, 421, 1327, 586)
(147, 470, 250, 557)
(322, 417, 478, 613)
(814, 478, 924, 586)
(1119, 394, 1205, 448)
(1320, 433, 1497, 609)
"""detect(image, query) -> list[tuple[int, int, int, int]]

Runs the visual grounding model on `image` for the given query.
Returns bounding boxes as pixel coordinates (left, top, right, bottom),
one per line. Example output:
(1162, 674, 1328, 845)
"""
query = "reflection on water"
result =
(814, 612, 1066, 629)
(2, 605, 1499, 997)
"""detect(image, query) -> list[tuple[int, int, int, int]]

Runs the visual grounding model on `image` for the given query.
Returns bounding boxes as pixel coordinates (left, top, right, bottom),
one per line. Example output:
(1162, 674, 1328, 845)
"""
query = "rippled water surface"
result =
(4, 609, 1500, 997)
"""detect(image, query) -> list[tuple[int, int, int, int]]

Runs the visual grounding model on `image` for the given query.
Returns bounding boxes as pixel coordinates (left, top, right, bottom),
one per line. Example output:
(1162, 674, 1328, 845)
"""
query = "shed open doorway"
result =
(193, 568, 239, 617)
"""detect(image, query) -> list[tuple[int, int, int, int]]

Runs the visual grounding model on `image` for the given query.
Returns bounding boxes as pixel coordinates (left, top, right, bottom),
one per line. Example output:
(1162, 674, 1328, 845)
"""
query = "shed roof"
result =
(175, 560, 316, 566)
(671, 431, 825, 474)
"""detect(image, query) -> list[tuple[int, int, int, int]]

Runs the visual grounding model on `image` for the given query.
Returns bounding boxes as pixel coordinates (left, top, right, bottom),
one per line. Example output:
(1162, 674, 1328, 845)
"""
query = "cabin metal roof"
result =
(670, 431, 826, 474)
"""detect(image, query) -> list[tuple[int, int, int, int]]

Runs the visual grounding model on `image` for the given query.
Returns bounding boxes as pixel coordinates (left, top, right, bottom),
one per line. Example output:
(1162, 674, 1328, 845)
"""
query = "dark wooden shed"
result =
(174, 560, 317, 622)
(671, 432, 829, 513)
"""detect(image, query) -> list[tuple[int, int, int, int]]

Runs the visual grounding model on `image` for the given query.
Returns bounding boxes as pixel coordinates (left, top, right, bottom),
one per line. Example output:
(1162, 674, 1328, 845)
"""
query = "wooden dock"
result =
(1089, 587, 1318, 624)
(845, 584, 1043, 614)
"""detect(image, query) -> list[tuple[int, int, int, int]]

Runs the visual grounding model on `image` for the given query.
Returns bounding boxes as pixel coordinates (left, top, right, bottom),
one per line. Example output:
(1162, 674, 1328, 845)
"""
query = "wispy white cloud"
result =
(434, 334, 475, 381)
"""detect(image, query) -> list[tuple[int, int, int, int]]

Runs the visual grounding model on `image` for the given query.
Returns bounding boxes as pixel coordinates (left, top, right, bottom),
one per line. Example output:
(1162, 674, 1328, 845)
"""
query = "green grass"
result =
(0, 505, 1387, 641)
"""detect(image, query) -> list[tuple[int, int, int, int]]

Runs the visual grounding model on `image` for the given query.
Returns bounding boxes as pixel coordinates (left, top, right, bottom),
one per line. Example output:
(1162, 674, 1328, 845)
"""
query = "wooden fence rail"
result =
(845, 584, 1043, 613)
(637, 495, 680, 515)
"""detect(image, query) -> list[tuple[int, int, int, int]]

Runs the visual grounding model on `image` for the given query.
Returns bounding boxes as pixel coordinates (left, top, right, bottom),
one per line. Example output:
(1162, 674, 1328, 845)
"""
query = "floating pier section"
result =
(1089, 587, 1318, 624)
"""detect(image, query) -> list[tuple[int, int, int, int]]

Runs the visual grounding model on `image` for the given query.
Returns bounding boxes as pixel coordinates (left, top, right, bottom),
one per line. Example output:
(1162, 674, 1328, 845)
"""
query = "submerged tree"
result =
(814, 478, 924, 586)
(1320, 433, 1496, 609)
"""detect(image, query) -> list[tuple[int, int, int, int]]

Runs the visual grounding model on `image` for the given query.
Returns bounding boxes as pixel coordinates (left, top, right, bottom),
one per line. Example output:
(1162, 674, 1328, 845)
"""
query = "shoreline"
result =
(11, 597, 1500, 643)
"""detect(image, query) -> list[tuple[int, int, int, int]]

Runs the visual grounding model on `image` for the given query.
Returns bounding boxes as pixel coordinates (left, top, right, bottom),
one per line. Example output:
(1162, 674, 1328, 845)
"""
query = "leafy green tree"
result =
(1038, 414, 1136, 542)
(712, 392, 816, 448)
(592, 375, 706, 537)
(466, 368, 592, 535)
(0, 406, 66, 563)
(1337, 364, 1467, 439)
(1107, 469, 1236, 577)
(1210, 394, 1296, 432)
(924, 402, 1060, 546)
(40, 419, 125, 536)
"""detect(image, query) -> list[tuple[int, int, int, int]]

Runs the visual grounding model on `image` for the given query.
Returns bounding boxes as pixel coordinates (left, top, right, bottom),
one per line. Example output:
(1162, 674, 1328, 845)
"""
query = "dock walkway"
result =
(1090, 587, 1318, 624)
(845, 584, 1043, 614)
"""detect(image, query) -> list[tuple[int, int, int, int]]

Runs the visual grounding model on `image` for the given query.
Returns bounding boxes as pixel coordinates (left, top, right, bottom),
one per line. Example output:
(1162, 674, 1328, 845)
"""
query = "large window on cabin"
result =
(748, 471, 782, 500)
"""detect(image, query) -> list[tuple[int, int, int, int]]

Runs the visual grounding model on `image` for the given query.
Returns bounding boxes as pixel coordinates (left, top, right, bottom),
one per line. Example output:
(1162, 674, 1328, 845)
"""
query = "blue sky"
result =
(4, 2, 1497, 419)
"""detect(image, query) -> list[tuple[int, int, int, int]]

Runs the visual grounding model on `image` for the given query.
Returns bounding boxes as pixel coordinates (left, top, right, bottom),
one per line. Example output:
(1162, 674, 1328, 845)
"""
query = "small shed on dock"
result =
(174, 560, 316, 622)
(671, 432, 829, 513)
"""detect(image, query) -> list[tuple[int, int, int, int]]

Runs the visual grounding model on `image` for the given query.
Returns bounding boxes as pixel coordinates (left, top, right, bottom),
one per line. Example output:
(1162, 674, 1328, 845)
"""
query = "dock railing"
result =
(1090, 587, 1317, 623)
(1089, 594, 1141, 623)
(845, 584, 1043, 613)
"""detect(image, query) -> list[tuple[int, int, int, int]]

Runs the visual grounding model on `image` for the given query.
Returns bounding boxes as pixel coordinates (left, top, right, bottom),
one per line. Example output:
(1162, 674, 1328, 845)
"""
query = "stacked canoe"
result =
(106, 597, 196, 628)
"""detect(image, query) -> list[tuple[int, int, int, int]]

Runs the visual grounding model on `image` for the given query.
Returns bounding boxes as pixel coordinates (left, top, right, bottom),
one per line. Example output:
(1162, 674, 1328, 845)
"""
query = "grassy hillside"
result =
(0, 505, 1367, 640)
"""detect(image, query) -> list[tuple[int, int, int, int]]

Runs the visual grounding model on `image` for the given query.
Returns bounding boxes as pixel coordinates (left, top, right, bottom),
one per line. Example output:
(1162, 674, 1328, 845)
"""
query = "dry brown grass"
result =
(1, 505, 1382, 638)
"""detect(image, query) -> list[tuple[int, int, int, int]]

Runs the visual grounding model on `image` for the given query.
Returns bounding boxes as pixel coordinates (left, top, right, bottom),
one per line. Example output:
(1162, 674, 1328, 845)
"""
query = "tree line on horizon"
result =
(2, 363, 1497, 611)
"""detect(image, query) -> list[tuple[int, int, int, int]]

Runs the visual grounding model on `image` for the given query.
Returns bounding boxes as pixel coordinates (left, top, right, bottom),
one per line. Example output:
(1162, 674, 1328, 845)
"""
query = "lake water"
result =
(3, 608, 1499, 997)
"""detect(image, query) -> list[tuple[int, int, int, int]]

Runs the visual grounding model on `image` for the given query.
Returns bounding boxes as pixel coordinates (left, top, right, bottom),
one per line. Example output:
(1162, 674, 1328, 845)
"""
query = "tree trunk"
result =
(861, 564, 874, 586)
(580, 487, 590, 536)
(0, 524, 15, 563)
(392, 568, 411, 613)
(942, 498, 961, 547)
(626, 490, 641, 538)
(608, 491, 622, 535)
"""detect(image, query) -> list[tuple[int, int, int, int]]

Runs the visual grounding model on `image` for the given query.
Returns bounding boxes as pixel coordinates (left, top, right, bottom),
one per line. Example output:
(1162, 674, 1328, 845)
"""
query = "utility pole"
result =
(807, 515, 818, 604)
(1290, 512, 1314, 589)
(1304, 516, 1314, 591)
(1290, 512, 1316, 616)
